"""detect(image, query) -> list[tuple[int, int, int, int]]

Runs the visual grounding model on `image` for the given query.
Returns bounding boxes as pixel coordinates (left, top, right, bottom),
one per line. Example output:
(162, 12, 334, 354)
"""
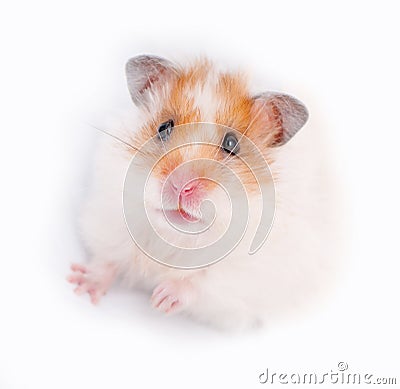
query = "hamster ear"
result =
(252, 92, 309, 147)
(125, 55, 177, 106)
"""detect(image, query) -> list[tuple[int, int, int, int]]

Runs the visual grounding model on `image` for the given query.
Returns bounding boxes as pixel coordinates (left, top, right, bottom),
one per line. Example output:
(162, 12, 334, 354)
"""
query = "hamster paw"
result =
(151, 279, 196, 315)
(67, 262, 117, 304)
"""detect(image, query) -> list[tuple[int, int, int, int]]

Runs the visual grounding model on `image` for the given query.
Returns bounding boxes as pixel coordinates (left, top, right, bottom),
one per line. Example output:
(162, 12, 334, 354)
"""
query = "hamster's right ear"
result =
(125, 55, 177, 107)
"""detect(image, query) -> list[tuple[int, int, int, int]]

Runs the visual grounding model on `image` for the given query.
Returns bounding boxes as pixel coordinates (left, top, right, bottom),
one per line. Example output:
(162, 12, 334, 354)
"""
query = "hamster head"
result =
(124, 55, 308, 229)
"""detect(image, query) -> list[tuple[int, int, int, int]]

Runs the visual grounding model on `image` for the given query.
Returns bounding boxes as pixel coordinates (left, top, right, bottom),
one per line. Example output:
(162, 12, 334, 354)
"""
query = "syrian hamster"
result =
(68, 55, 337, 330)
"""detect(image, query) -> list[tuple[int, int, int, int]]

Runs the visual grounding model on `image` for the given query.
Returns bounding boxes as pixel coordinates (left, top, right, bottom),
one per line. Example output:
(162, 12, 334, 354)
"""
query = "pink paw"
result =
(151, 279, 195, 315)
(67, 263, 116, 305)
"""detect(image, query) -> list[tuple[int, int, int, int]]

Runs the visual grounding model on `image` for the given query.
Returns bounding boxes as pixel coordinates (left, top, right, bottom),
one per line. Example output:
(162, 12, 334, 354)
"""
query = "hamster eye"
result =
(157, 119, 174, 141)
(221, 132, 240, 155)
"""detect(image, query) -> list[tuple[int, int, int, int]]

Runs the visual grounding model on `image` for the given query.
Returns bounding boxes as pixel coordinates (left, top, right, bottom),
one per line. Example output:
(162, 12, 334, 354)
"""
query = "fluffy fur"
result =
(70, 56, 338, 330)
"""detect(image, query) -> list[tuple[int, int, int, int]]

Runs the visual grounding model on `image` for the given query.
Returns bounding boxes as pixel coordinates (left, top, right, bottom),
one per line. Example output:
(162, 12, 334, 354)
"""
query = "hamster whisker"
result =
(88, 123, 143, 154)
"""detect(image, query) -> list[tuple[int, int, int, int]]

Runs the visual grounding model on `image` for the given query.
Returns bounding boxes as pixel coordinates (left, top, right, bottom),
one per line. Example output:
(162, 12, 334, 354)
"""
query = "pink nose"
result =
(171, 180, 198, 198)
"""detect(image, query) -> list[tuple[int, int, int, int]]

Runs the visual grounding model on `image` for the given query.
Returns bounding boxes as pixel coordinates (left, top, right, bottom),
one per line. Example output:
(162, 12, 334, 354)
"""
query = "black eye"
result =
(158, 119, 174, 141)
(221, 132, 240, 155)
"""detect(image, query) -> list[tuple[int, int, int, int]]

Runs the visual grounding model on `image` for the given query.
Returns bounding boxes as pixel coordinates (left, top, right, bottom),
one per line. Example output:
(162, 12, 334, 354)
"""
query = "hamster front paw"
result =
(150, 279, 196, 315)
(67, 262, 117, 304)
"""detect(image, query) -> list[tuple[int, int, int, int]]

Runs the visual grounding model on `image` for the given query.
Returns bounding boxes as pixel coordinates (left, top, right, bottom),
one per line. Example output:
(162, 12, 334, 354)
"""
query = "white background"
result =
(1, 1, 399, 388)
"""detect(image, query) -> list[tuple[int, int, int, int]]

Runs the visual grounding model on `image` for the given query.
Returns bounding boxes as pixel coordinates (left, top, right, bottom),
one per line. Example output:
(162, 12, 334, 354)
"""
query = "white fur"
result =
(78, 66, 339, 331)
(185, 72, 220, 122)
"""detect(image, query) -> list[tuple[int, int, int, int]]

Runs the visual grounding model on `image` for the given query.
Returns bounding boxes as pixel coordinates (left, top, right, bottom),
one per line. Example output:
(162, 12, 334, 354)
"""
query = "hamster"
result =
(68, 55, 337, 330)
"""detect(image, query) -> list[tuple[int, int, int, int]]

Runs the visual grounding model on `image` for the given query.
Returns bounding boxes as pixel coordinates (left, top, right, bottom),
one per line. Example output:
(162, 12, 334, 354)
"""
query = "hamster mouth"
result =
(177, 207, 200, 222)
(162, 208, 200, 223)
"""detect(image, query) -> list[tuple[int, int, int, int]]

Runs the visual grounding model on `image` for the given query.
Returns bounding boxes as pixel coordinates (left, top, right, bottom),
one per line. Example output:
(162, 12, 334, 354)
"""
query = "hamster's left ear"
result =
(125, 55, 177, 107)
(252, 92, 309, 147)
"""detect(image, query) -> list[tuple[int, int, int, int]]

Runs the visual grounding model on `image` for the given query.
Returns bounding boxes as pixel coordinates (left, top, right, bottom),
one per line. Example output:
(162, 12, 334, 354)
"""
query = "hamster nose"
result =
(180, 184, 195, 197)
(170, 180, 198, 198)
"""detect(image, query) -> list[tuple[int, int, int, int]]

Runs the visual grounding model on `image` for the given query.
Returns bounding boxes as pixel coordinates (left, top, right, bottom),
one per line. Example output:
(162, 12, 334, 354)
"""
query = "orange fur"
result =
(131, 60, 277, 190)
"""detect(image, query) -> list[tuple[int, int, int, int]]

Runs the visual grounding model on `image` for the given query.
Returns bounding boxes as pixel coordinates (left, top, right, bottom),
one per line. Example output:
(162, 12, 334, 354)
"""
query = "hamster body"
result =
(68, 55, 337, 330)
